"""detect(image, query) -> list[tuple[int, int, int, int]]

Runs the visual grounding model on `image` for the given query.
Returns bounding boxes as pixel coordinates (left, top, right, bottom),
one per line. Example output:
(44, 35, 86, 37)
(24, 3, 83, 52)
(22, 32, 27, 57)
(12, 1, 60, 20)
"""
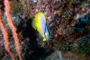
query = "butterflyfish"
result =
(32, 12, 50, 41)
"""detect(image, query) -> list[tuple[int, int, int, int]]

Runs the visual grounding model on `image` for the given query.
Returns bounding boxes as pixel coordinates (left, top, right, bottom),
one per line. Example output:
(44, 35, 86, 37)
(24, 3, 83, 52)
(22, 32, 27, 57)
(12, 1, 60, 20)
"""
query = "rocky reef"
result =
(0, 0, 90, 60)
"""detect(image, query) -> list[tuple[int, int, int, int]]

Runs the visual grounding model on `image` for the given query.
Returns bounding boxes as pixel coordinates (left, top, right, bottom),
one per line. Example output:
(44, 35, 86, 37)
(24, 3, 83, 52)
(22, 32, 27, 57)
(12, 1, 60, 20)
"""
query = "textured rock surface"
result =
(0, 0, 90, 60)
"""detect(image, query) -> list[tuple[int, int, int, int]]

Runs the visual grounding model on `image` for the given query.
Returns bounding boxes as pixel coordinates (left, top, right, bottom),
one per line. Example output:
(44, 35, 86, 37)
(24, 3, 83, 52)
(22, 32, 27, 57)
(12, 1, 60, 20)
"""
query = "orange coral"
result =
(3, 0, 22, 60)
(0, 10, 16, 60)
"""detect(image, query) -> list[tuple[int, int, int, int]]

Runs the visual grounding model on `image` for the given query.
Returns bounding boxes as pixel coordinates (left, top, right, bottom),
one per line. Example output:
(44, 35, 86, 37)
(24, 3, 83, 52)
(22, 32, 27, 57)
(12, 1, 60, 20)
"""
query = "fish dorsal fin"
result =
(32, 19, 37, 30)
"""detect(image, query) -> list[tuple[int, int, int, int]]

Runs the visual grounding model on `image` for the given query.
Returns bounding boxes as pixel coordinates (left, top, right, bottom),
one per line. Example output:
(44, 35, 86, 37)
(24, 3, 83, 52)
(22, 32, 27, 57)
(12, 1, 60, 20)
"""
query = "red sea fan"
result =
(0, 0, 23, 60)
(4, 0, 22, 60)
(0, 10, 16, 60)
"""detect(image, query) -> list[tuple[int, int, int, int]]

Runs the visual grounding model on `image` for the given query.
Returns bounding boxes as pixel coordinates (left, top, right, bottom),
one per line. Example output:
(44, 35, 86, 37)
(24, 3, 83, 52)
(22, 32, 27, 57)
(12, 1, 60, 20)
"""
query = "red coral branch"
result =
(4, 0, 22, 60)
(0, 10, 16, 60)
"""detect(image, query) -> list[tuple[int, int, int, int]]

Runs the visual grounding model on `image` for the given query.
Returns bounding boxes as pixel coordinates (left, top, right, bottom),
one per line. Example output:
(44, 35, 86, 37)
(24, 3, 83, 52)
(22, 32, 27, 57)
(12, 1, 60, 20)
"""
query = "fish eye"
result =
(45, 33, 48, 36)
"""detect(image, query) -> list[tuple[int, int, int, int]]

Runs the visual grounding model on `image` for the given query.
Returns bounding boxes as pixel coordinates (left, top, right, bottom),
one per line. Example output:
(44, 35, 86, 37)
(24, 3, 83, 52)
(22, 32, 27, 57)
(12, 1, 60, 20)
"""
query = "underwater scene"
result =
(0, 0, 90, 60)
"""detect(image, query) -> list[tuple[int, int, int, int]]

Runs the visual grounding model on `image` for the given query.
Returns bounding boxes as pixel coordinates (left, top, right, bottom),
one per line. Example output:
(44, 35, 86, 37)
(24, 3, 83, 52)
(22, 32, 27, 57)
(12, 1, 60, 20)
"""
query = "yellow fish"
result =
(32, 12, 50, 41)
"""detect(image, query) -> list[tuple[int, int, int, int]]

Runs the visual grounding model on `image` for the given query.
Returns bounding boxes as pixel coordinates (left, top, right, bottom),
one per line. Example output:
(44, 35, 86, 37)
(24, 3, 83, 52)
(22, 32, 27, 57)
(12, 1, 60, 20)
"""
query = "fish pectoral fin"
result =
(43, 38, 46, 41)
